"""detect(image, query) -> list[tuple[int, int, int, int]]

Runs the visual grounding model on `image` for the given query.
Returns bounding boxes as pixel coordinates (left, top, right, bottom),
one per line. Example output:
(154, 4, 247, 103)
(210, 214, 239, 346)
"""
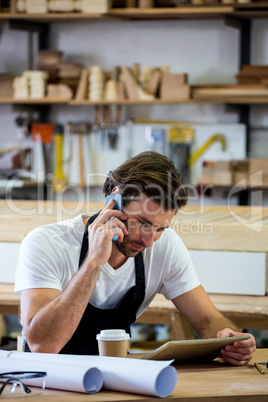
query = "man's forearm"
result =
(24, 259, 101, 353)
(196, 312, 238, 339)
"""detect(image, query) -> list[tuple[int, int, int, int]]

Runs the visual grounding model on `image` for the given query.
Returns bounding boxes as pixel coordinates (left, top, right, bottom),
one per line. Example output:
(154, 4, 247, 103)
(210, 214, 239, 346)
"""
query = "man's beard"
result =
(114, 237, 145, 257)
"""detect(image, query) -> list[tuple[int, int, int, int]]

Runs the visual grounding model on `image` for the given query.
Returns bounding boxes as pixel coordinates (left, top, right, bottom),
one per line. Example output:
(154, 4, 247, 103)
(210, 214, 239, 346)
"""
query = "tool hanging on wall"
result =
(15, 115, 31, 141)
(100, 106, 109, 147)
(67, 121, 91, 189)
(188, 134, 226, 166)
(168, 127, 195, 184)
(99, 105, 121, 150)
(132, 118, 197, 126)
(108, 105, 121, 150)
(14, 115, 32, 172)
(31, 122, 55, 185)
(53, 124, 65, 193)
(93, 106, 100, 133)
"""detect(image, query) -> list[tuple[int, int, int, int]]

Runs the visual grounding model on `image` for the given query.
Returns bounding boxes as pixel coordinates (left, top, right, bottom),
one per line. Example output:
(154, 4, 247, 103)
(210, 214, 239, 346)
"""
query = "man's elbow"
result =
(26, 335, 62, 354)
(28, 342, 60, 354)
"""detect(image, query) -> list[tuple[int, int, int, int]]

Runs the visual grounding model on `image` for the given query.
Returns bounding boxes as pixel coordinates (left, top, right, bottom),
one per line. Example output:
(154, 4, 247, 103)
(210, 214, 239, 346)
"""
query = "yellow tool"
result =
(53, 124, 65, 193)
(168, 127, 195, 143)
(188, 133, 226, 166)
(132, 118, 196, 127)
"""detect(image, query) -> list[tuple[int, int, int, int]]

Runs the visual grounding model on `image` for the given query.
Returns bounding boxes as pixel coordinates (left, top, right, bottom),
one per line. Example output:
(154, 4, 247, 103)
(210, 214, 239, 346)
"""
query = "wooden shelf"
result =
(234, 2, 268, 18)
(71, 97, 268, 105)
(109, 6, 234, 20)
(0, 97, 70, 104)
(0, 12, 108, 22)
(2, 97, 268, 106)
(1, 4, 268, 22)
(70, 99, 196, 105)
(190, 96, 268, 104)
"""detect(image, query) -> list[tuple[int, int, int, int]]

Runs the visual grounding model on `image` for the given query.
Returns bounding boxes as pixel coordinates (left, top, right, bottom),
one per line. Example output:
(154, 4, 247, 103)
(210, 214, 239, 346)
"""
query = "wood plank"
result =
(172, 205, 268, 252)
(1, 5, 268, 23)
(70, 99, 196, 105)
(2, 96, 268, 106)
(2, 282, 268, 332)
(0, 7, 235, 22)
(74, 69, 88, 101)
(0, 200, 103, 242)
(192, 84, 268, 98)
(138, 293, 268, 331)
(0, 202, 267, 252)
(0, 97, 70, 104)
(236, 2, 268, 9)
(0, 13, 105, 21)
(171, 348, 268, 399)
(109, 6, 235, 18)
(0, 284, 20, 315)
(70, 96, 268, 104)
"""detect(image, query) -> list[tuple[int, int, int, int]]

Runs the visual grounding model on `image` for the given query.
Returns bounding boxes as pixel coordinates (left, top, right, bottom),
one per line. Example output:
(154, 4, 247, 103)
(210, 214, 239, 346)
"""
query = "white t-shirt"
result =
(15, 214, 200, 318)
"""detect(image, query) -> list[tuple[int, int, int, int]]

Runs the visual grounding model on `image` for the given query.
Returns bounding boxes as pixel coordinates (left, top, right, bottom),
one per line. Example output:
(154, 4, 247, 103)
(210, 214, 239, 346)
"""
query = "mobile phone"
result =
(105, 193, 122, 241)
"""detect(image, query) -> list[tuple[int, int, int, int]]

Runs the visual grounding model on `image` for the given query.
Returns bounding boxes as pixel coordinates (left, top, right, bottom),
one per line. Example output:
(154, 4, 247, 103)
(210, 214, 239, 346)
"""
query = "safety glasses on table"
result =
(0, 371, 47, 398)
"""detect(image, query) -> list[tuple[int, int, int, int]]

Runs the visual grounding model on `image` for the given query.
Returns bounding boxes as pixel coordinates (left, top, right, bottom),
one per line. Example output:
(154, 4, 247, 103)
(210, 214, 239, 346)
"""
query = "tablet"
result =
(142, 335, 250, 362)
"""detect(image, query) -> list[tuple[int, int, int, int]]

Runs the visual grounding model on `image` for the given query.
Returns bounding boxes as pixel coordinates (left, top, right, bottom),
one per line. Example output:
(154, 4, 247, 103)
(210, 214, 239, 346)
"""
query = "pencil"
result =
(254, 362, 265, 374)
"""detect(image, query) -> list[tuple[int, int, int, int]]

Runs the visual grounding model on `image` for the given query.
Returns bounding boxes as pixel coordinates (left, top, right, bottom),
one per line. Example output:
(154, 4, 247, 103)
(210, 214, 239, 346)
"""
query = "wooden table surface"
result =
(137, 293, 268, 332)
(0, 284, 19, 315)
(4, 348, 268, 401)
(0, 200, 267, 253)
(1, 285, 268, 333)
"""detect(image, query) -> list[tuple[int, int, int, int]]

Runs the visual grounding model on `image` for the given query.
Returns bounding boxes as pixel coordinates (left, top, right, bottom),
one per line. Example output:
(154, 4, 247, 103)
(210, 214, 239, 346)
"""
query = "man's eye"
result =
(142, 223, 151, 229)
(138, 220, 151, 229)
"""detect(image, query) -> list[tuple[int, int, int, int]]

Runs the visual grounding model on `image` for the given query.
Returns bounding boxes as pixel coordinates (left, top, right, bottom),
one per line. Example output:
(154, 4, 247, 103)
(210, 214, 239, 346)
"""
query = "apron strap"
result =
(79, 212, 100, 267)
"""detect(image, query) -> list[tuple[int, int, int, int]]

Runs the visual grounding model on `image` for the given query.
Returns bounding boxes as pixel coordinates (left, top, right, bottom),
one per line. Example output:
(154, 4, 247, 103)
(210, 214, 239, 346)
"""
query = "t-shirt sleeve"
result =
(14, 227, 63, 293)
(158, 229, 200, 300)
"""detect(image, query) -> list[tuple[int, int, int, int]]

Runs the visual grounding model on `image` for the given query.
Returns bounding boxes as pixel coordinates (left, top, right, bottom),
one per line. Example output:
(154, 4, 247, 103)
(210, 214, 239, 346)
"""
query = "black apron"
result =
(25, 212, 145, 355)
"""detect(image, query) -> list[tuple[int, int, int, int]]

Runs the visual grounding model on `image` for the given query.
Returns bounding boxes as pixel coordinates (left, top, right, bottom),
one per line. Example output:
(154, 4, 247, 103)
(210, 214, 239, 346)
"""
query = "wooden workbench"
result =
(172, 204, 267, 253)
(1, 285, 268, 339)
(1, 200, 268, 338)
(136, 293, 268, 340)
(0, 201, 266, 250)
(4, 348, 268, 401)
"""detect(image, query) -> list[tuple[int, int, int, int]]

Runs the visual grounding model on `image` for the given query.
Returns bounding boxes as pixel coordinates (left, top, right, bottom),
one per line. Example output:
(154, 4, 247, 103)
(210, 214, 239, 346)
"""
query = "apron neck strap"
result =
(79, 212, 101, 267)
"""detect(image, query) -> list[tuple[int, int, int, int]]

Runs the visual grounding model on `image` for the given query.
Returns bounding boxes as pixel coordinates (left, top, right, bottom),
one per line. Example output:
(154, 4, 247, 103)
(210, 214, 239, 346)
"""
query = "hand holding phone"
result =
(105, 193, 122, 241)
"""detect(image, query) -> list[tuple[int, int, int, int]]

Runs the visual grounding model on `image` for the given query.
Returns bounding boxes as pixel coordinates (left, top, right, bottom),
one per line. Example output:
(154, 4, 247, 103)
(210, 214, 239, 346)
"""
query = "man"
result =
(15, 151, 256, 364)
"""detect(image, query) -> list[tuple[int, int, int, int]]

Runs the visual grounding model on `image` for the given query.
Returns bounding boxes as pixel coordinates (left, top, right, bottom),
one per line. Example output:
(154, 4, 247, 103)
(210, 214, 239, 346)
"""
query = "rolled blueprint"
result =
(0, 356, 103, 394)
(6, 351, 177, 397)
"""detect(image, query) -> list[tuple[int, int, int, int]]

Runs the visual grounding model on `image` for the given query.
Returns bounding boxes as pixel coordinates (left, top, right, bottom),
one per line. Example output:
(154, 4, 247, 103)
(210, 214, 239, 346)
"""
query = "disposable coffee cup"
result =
(96, 329, 130, 358)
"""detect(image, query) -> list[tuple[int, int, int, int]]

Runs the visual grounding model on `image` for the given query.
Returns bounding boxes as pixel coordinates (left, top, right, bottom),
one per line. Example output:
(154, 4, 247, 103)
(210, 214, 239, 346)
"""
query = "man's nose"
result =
(141, 229, 156, 247)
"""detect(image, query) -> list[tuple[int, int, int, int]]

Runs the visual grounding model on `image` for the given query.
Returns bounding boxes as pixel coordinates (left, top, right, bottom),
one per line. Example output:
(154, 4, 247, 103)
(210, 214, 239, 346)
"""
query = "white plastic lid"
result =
(96, 329, 130, 341)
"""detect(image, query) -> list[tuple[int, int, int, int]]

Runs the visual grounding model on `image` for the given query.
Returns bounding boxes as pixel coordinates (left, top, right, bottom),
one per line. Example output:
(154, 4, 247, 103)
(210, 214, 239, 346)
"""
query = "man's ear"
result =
(111, 186, 120, 194)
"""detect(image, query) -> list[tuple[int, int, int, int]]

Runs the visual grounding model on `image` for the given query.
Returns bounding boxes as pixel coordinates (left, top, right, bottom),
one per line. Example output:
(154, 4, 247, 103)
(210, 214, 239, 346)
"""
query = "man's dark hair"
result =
(103, 151, 188, 212)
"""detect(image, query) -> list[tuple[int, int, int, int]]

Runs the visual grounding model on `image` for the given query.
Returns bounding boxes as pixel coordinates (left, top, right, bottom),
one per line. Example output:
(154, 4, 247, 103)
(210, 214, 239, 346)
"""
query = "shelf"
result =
(190, 96, 268, 104)
(0, 12, 109, 23)
(70, 99, 196, 105)
(2, 97, 268, 106)
(0, 97, 70, 104)
(71, 97, 268, 105)
(109, 6, 234, 20)
(1, 4, 268, 22)
(234, 2, 268, 18)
